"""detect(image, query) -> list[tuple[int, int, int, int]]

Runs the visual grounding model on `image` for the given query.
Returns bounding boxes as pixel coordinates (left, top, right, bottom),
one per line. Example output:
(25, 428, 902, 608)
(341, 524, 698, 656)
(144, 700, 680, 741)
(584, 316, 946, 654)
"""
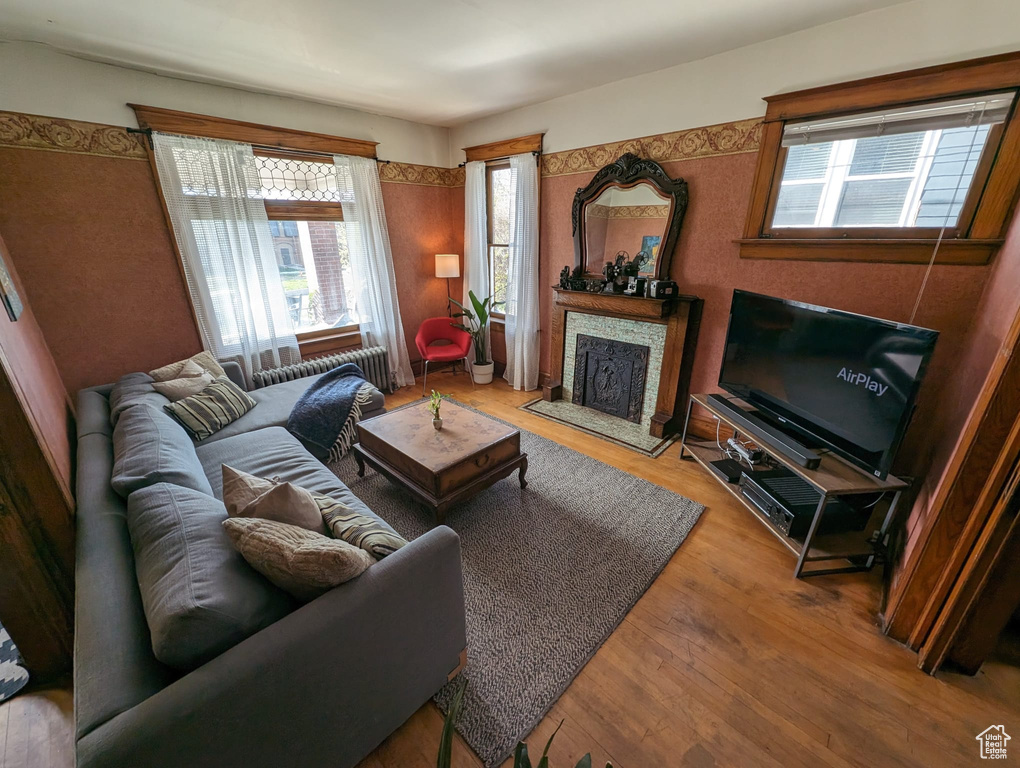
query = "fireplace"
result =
(543, 289, 702, 438)
(572, 334, 649, 423)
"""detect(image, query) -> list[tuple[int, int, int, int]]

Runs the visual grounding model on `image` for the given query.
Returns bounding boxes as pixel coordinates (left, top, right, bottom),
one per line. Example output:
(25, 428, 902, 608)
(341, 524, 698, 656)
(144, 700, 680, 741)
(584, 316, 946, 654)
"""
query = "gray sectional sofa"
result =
(75, 362, 467, 768)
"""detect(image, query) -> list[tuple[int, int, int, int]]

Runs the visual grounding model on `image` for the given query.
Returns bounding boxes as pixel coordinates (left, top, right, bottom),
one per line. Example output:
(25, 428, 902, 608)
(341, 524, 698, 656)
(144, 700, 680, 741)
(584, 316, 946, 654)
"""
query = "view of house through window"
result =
(487, 163, 512, 310)
(267, 219, 359, 334)
(771, 92, 1013, 231)
(251, 154, 362, 335)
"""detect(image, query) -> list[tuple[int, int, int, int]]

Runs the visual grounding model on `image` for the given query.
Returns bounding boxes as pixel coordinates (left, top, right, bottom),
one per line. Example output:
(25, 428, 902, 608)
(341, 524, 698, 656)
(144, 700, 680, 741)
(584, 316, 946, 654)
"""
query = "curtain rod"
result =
(457, 150, 542, 168)
(126, 126, 390, 162)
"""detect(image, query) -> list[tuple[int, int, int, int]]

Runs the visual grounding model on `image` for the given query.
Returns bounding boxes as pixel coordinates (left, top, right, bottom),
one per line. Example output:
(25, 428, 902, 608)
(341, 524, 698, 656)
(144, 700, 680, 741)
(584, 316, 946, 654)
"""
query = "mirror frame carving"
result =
(572, 153, 689, 281)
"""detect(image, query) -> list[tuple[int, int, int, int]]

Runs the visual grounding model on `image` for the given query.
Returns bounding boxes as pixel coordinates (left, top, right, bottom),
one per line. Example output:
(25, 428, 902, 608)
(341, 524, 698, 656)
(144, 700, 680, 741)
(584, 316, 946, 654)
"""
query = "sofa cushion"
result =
(149, 350, 226, 382)
(163, 378, 257, 441)
(197, 374, 385, 448)
(223, 518, 373, 602)
(126, 483, 293, 670)
(195, 426, 399, 537)
(109, 372, 171, 427)
(222, 465, 329, 536)
(111, 406, 213, 498)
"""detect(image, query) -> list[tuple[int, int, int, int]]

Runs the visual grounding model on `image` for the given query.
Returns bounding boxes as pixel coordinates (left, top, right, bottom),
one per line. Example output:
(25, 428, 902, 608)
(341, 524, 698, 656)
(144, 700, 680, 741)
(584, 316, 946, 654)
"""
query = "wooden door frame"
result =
(883, 286, 1020, 651)
(918, 415, 1020, 673)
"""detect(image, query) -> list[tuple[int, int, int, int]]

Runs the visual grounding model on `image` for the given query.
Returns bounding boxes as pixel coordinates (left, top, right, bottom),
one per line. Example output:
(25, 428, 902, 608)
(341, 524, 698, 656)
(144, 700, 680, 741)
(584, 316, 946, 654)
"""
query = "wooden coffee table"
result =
(352, 400, 528, 524)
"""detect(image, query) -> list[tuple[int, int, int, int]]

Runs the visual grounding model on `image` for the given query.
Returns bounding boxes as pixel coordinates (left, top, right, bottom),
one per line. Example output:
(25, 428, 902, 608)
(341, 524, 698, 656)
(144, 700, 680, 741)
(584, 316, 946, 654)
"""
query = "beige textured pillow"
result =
(152, 362, 215, 401)
(222, 517, 373, 601)
(150, 350, 226, 382)
(221, 465, 328, 535)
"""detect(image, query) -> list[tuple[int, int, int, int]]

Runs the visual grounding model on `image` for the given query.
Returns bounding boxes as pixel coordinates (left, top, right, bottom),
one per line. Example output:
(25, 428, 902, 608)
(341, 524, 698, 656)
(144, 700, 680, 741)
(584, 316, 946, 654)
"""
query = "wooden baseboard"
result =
(448, 648, 468, 681)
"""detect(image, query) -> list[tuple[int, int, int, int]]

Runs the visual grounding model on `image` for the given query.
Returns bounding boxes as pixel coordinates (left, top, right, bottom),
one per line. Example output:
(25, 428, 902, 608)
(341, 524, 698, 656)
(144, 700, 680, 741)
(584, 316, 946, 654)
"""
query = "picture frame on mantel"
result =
(0, 248, 23, 322)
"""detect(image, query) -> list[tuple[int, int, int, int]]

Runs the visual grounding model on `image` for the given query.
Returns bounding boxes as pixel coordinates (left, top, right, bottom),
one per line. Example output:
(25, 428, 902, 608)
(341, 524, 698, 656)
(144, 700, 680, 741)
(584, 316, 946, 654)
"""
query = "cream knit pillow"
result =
(222, 518, 373, 601)
(152, 360, 215, 401)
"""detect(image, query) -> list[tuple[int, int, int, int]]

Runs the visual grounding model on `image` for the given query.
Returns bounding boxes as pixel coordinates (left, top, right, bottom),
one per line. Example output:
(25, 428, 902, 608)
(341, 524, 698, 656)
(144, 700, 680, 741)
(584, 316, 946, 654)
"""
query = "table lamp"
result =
(435, 254, 460, 316)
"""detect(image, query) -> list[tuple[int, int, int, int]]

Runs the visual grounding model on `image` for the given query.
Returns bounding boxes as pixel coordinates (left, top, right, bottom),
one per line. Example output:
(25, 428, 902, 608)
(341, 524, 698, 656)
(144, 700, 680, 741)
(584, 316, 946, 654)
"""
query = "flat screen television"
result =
(718, 290, 939, 479)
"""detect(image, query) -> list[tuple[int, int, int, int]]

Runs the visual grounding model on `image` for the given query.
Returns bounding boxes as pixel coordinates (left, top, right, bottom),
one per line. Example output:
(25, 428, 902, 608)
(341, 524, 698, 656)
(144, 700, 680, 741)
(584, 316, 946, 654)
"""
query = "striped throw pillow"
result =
(313, 492, 407, 559)
(163, 377, 256, 441)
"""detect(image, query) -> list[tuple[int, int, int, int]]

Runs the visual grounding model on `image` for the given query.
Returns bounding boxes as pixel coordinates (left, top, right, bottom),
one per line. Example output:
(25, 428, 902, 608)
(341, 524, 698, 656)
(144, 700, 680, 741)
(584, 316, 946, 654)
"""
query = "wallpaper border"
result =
(0, 111, 148, 159)
(379, 162, 464, 187)
(0, 110, 762, 183)
(540, 118, 763, 177)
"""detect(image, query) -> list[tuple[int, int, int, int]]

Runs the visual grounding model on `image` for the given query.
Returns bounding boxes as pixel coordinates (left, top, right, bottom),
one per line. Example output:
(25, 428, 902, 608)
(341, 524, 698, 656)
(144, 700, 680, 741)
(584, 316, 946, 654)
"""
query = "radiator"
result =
(250, 346, 393, 393)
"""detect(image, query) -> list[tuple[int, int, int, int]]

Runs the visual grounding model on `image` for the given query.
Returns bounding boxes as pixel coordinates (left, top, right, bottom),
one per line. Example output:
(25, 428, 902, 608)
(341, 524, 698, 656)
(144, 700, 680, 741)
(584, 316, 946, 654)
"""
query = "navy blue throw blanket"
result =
(287, 363, 374, 461)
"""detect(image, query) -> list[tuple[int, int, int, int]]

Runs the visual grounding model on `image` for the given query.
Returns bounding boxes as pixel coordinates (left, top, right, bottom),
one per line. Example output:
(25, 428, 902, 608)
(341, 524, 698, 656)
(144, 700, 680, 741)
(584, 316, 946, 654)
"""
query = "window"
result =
(253, 154, 361, 337)
(768, 94, 1011, 235)
(738, 53, 1020, 265)
(486, 162, 512, 312)
(266, 219, 359, 334)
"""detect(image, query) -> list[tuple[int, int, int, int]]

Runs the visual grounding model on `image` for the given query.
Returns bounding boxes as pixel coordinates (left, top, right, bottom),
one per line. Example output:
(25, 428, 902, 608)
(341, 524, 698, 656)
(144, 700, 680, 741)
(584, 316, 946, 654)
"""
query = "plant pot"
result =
(432, 417, 443, 431)
(472, 361, 494, 384)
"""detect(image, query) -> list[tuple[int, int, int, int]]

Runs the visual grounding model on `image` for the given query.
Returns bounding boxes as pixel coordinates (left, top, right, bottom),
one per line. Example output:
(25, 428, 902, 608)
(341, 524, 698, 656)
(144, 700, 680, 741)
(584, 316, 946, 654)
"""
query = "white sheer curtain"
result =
(463, 160, 490, 362)
(334, 154, 415, 388)
(152, 132, 299, 385)
(504, 153, 541, 391)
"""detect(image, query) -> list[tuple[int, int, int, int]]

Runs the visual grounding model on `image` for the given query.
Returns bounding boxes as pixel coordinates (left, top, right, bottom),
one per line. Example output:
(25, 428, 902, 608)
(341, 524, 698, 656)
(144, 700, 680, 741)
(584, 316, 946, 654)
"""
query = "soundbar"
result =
(706, 394, 821, 469)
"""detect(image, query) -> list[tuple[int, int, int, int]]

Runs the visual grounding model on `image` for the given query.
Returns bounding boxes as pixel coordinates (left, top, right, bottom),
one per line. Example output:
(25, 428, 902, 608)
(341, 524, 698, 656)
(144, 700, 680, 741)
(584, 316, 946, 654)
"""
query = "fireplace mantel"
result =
(543, 287, 702, 439)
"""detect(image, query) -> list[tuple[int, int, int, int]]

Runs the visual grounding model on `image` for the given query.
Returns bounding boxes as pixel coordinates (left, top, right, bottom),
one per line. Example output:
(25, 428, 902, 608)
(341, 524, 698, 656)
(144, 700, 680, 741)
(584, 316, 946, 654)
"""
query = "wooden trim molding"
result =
(264, 200, 344, 221)
(130, 104, 379, 158)
(735, 238, 1001, 265)
(763, 51, 1020, 124)
(0, 110, 147, 159)
(464, 133, 543, 163)
(739, 51, 1020, 265)
(297, 327, 362, 358)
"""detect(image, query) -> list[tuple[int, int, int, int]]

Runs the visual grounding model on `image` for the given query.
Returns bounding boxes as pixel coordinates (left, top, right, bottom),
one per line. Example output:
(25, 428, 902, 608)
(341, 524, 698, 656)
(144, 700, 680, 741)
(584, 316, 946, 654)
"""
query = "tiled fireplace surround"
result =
(562, 313, 666, 431)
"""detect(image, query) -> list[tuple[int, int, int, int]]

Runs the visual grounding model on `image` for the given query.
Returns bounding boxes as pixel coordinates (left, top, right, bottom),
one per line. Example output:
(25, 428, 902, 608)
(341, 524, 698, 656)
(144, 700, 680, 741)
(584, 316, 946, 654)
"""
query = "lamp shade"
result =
(435, 253, 460, 278)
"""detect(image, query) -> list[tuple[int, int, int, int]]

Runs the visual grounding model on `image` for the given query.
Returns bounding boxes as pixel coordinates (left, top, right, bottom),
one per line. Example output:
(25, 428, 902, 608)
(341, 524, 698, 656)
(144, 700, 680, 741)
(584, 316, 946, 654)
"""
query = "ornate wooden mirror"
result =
(572, 153, 688, 282)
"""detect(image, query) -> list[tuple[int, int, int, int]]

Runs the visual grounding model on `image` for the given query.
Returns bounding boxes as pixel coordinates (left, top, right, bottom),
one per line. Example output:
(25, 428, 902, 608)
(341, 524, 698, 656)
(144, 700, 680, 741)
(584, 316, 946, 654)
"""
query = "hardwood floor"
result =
(4, 376, 1018, 767)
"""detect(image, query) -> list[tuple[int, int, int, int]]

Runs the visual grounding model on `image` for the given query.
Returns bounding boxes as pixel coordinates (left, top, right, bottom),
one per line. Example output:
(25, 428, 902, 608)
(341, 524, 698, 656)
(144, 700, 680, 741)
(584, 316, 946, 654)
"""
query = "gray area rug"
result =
(331, 400, 704, 766)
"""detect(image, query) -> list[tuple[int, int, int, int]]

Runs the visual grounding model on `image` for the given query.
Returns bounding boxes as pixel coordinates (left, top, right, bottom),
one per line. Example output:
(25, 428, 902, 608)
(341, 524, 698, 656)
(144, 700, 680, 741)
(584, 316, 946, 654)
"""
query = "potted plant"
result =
(428, 389, 443, 430)
(438, 679, 611, 768)
(451, 290, 502, 385)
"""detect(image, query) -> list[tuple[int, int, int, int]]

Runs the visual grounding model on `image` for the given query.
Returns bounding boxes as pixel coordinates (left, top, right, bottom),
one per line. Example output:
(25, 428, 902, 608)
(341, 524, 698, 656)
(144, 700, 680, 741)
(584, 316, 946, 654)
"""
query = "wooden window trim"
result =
(739, 52, 1020, 265)
(130, 104, 378, 158)
(463, 133, 543, 163)
(263, 201, 344, 221)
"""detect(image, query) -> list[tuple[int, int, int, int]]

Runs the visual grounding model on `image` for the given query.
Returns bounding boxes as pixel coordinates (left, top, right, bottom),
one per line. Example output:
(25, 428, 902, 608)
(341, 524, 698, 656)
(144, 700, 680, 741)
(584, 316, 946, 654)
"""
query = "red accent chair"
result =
(415, 317, 475, 396)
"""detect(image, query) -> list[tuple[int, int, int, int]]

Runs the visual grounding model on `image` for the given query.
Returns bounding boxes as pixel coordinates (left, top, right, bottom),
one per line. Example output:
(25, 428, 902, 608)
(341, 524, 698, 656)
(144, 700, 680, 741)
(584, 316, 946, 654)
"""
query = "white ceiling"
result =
(0, 0, 909, 126)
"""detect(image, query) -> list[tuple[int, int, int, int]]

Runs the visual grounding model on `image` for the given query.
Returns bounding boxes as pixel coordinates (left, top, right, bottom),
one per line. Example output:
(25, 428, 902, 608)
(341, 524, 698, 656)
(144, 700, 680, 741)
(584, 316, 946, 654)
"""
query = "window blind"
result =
(781, 91, 1015, 146)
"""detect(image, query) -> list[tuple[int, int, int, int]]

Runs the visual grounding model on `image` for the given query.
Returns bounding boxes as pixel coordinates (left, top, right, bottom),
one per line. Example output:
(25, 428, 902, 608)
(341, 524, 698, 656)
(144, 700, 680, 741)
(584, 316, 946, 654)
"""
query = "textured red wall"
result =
(0, 230, 73, 497)
(382, 182, 463, 369)
(0, 148, 202, 393)
(540, 152, 992, 480)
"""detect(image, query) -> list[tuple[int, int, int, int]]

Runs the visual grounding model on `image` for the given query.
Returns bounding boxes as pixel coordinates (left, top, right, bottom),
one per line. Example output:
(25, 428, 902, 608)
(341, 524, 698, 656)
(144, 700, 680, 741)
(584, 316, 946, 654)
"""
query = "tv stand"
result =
(706, 394, 821, 469)
(681, 393, 909, 578)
